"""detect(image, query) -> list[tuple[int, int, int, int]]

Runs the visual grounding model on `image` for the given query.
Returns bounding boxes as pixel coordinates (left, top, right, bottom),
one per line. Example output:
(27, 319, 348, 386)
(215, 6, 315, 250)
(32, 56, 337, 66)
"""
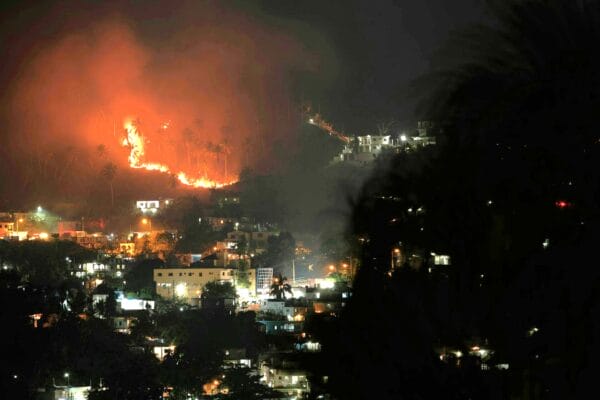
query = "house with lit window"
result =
(250, 231, 278, 253)
(225, 230, 279, 254)
(260, 353, 310, 398)
(0, 220, 14, 239)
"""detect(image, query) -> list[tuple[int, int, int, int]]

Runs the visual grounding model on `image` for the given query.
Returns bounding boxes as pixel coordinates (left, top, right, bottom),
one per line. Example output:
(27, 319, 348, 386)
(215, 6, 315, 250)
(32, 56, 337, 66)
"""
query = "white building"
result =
(331, 121, 437, 166)
(135, 199, 172, 214)
(256, 268, 274, 295)
(262, 367, 309, 398)
(50, 386, 91, 400)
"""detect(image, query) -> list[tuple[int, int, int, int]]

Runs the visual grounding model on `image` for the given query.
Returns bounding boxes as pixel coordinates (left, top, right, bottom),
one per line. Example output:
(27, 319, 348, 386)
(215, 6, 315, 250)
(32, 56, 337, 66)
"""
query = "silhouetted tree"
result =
(100, 162, 117, 207)
(328, 1, 600, 398)
(219, 366, 282, 400)
(202, 281, 237, 300)
(269, 274, 292, 300)
(124, 258, 164, 295)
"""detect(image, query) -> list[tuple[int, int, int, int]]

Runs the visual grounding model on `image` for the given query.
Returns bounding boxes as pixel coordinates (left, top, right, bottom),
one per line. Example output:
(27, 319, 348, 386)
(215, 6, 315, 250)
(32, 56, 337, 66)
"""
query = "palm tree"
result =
(100, 162, 117, 207)
(333, 2, 600, 399)
(418, 0, 600, 194)
(182, 128, 197, 169)
(96, 144, 107, 159)
(269, 274, 292, 300)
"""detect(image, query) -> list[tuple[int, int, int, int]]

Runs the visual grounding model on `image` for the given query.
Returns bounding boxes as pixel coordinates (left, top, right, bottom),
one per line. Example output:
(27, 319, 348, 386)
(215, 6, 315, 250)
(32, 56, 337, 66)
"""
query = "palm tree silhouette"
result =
(269, 274, 292, 300)
(101, 162, 117, 207)
(334, 2, 600, 399)
(419, 0, 600, 156)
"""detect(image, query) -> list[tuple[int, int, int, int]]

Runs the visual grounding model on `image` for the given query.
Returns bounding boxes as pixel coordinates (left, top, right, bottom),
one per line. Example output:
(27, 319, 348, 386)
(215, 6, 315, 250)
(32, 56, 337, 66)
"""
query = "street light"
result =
(63, 372, 71, 400)
(141, 218, 152, 231)
(391, 248, 401, 270)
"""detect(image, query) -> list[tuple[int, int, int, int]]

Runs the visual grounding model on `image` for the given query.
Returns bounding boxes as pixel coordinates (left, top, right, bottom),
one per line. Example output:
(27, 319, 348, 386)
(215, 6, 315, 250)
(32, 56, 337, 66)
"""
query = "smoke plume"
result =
(2, 1, 324, 204)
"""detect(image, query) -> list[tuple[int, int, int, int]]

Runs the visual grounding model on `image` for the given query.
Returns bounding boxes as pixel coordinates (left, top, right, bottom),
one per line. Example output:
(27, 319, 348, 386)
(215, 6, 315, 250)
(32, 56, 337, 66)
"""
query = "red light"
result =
(555, 200, 570, 209)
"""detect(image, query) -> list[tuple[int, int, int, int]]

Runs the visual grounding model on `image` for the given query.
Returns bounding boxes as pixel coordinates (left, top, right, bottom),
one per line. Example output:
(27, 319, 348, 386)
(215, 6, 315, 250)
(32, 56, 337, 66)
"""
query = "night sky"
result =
(0, 0, 484, 130)
(0, 0, 485, 206)
(253, 0, 485, 130)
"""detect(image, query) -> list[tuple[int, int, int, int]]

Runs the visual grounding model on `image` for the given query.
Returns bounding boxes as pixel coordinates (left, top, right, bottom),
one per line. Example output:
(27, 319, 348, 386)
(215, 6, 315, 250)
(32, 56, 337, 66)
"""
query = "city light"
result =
(175, 283, 186, 297)
(141, 217, 152, 231)
(2, 2, 594, 398)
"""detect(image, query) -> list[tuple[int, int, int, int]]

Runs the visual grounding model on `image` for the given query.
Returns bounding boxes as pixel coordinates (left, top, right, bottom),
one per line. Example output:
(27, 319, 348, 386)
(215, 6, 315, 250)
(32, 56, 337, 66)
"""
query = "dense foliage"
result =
(322, 1, 600, 398)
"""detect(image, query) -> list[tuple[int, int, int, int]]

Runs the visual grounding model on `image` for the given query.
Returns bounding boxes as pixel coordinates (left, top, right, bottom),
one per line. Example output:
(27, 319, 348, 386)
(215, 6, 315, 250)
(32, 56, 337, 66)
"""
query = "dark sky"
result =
(252, 0, 485, 130)
(0, 0, 486, 208)
(0, 0, 484, 133)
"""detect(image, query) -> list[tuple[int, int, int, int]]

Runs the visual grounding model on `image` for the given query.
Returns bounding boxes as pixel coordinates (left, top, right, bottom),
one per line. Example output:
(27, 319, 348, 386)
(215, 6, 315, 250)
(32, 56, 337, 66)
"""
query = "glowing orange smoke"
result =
(122, 119, 236, 188)
(4, 3, 326, 204)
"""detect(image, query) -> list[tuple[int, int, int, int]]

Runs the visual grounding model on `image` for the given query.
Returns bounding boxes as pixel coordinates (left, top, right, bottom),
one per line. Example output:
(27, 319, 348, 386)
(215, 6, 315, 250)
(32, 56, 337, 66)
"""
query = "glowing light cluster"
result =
(122, 120, 236, 188)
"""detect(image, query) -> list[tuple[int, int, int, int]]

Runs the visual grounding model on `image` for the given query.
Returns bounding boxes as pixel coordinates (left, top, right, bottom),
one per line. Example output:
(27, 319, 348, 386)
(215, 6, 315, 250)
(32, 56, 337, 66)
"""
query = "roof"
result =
(157, 264, 234, 270)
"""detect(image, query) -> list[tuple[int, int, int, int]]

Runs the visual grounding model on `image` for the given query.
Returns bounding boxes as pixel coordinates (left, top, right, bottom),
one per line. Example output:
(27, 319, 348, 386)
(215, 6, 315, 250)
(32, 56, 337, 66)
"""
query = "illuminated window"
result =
(434, 255, 451, 265)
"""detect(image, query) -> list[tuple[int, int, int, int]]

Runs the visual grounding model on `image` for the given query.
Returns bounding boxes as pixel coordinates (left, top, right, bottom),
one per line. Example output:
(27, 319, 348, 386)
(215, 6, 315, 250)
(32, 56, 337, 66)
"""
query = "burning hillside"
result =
(0, 1, 327, 204)
(122, 119, 236, 188)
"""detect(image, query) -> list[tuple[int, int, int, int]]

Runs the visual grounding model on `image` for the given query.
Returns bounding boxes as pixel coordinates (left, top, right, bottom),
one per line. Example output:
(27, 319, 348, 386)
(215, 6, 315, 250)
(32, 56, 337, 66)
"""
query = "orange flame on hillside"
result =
(122, 119, 236, 188)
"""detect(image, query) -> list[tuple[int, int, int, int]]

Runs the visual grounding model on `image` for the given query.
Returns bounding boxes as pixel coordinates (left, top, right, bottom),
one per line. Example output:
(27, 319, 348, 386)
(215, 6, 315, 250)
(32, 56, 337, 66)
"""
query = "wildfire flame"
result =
(122, 119, 236, 188)
(306, 113, 350, 143)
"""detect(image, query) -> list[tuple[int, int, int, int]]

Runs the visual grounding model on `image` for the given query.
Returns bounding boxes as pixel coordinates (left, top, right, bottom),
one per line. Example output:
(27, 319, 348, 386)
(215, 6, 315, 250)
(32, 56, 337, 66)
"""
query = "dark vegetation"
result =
(314, 1, 600, 398)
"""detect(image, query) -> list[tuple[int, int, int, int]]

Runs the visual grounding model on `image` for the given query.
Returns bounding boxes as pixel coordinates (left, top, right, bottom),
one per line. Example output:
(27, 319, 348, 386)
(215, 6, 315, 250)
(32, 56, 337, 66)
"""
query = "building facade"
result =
(153, 266, 256, 305)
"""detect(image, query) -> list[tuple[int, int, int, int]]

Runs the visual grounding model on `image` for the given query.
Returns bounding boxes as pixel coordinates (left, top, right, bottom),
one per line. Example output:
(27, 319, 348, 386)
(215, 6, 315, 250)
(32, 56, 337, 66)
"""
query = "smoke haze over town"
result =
(0, 0, 480, 209)
(1, 1, 329, 201)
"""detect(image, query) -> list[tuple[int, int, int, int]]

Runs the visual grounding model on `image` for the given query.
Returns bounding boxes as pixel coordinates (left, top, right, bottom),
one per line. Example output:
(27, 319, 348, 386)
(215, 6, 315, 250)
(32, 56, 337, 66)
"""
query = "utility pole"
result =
(292, 259, 296, 285)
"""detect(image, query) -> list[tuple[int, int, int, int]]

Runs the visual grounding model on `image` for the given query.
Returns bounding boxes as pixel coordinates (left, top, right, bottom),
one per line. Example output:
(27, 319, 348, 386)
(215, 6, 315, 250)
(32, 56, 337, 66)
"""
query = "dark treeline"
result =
(313, 1, 600, 399)
(0, 265, 278, 400)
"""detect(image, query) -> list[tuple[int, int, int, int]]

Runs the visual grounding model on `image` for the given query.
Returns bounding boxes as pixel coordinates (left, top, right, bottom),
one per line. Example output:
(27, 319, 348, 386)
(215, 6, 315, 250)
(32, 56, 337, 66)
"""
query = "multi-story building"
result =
(226, 230, 279, 254)
(227, 230, 251, 243)
(118, 242, 135, 256)
(73, 233, 109, 250)
(251, 231, 278, 253)
(135, 199, 172, 214)
(331, 121, 438, 166)
(0, 220, 14, 238)
(259, 299, 308, 321)
(204, 216, 240, 231)
(153, 266, 256, 305)
(260, 354, 310, 398)
(256, 268, 274, 295)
